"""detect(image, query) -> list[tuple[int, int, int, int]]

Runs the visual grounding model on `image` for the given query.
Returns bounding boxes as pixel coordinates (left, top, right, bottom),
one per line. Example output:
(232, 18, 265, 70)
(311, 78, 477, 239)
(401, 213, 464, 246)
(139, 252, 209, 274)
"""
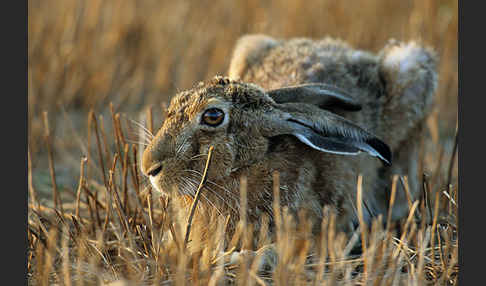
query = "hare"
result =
(141, 35, 437, 249)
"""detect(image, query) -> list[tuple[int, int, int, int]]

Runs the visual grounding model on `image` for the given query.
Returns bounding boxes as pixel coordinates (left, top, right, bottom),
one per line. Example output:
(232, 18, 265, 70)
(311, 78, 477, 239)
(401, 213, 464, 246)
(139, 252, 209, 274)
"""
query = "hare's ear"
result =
(264, 104, 391, 165)
(267, 84, 362, 111)
(229, 34, 278, 79)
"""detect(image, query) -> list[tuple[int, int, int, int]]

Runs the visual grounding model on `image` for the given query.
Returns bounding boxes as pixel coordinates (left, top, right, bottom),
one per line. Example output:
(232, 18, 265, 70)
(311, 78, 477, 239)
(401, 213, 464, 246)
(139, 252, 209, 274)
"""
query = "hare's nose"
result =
(142, 144, 162, 177)
(147, 164, 162, 177)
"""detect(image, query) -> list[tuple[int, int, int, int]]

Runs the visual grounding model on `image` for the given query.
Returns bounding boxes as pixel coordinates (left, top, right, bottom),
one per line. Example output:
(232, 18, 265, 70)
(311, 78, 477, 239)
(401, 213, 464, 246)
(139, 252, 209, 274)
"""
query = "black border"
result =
(12, 0, 28, 284)
(458, 1, 484, 285)
(23, 0, 29, 284)
(457, 1, 462, 283)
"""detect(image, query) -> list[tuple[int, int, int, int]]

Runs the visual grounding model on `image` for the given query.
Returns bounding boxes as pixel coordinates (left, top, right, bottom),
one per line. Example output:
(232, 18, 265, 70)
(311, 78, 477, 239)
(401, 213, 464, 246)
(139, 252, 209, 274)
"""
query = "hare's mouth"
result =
(149, 176, 164, 193)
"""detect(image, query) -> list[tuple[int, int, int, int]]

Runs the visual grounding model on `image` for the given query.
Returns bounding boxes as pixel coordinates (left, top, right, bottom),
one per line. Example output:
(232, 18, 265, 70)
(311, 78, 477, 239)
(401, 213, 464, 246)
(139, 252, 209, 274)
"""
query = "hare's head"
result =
(142, 76, 391, 200)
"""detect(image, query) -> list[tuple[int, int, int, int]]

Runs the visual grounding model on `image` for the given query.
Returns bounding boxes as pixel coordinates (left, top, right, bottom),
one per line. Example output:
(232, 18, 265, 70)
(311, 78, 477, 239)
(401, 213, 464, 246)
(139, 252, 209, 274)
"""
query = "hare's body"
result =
(142, 35, 437, 237)
(229, 35, 437, 226)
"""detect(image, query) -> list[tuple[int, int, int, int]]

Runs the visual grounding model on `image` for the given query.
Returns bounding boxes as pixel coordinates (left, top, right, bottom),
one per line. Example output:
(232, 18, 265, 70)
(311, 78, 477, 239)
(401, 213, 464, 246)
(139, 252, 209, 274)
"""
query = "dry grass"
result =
(27, 120, 459, 284)
(28, 0, 458, 285)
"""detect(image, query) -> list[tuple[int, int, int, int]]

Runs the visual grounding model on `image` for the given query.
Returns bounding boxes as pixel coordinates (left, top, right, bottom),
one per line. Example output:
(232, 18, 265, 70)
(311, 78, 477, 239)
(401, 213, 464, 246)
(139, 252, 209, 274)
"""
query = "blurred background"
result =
(28, 0, 458, 200)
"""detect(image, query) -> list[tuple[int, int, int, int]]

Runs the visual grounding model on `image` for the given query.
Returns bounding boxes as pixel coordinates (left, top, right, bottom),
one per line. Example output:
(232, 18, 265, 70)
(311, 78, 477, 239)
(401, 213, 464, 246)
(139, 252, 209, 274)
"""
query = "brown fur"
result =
(142, 35, 438, 239)
(229, 35, 438, 222)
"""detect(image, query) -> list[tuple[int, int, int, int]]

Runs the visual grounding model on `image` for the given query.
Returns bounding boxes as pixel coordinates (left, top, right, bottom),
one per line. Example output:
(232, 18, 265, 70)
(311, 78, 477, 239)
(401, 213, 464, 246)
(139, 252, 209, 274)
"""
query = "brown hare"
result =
(141, 35, 438, 256)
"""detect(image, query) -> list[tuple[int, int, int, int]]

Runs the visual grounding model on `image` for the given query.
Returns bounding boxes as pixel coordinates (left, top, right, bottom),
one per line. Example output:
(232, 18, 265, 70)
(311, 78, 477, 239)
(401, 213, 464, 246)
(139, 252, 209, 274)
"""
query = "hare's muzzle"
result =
(141, 146, 161, 177)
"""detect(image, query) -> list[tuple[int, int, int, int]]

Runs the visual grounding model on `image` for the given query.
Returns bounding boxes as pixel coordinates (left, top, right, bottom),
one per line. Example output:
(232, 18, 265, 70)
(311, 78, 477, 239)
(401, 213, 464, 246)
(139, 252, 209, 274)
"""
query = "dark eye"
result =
(201, 108, 225, 126)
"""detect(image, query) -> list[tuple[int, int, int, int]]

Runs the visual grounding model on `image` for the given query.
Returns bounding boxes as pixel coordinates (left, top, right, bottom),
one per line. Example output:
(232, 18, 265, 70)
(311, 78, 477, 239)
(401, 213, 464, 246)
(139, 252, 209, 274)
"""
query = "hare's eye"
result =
(201, 108, 225, 127)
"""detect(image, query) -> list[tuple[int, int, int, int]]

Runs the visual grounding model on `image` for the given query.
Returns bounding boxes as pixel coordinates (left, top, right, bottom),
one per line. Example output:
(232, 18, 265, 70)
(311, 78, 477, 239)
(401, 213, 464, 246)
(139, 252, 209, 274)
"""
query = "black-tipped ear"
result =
(287, 119, 392, 165)
(267, 83, 362, 111)
(262, 104, 392, 165)
(363, 138, 392, 165)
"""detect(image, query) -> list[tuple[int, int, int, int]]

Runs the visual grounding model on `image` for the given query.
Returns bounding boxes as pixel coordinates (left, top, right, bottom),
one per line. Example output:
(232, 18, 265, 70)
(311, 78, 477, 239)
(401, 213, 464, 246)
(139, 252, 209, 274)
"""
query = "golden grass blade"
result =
(184, 145, 215, 248)
(28, 146, 40, 211)
(446, 125, 458, 189)
(392, 201, 420, 259)
(90, 112, 109, 190)
(386, 175, 399, 233)
(99, 115, 112, 169)
(400, 176, 413, 212)
(76, 156, 88, 218)
(43, 111, 63, 214)
(356, 175, 368, 280)
(146, 105, 154, 135)
(122, 144, 130, 214)
(61, 224, 72, 286)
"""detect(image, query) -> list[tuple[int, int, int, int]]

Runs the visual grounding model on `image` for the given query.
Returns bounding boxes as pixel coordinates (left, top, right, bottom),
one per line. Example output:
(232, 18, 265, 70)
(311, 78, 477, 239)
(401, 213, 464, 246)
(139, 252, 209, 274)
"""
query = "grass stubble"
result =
(27, 108, 458, 285)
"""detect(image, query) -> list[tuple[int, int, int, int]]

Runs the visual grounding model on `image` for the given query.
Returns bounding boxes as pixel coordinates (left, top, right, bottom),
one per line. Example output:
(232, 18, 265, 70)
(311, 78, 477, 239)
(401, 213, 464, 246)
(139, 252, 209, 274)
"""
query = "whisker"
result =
(176, 137, 189, 156)
(185, 175, 239, 214)
(125, 139, 149, 146)
(125, 132, 152, 145)
(184, 170, 240, 200)
(200, 192, 223, 216)
(182, 177, 223, 216)
(183, 169, 240, 203)
(189, 154, 209, 160)
(180, 179, 196, 197)
(128, 118, 154, 139)
(183, 169, 203, 177)
(207, 180, 240, 203)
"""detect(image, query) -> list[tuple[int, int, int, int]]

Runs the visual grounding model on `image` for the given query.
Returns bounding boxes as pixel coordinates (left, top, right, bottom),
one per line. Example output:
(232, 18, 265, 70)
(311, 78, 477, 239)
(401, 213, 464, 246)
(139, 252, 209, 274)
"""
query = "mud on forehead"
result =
(166, 76, 274, 119)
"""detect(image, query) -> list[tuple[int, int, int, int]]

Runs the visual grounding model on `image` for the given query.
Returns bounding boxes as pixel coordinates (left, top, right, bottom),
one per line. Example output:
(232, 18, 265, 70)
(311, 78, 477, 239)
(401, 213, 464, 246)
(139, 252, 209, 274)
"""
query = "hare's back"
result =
(229, 36, 386, 108)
